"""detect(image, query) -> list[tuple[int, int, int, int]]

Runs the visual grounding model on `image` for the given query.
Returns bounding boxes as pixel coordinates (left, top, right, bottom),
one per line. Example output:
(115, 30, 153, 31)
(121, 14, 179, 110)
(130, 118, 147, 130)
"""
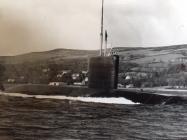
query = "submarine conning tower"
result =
(88, 55, 119, 89)
(88, 0, 119, 90)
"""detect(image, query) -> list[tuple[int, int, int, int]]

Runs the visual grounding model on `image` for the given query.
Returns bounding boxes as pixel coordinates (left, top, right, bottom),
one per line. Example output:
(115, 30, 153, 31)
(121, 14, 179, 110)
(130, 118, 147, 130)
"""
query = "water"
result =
(0, 93, 187, 140)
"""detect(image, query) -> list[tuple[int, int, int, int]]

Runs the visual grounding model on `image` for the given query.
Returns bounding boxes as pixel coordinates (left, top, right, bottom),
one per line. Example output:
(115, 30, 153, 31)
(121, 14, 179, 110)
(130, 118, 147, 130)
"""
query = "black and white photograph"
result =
(0, 0, 187, 139)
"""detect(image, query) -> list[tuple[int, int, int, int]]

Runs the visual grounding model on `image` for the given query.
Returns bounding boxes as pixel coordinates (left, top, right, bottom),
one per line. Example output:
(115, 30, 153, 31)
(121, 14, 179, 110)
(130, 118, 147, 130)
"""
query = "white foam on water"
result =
(0, 92, 138, 105)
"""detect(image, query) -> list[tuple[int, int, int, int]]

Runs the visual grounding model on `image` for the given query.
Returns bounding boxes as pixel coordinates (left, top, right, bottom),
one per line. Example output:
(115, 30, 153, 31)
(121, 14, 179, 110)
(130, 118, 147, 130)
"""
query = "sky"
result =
(0, 0, 187, 55)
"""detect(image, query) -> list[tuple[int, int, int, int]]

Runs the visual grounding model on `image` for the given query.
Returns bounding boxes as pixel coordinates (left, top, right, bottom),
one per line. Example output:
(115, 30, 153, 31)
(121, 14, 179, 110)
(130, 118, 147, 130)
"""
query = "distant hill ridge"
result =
(1, 44, 187, 64)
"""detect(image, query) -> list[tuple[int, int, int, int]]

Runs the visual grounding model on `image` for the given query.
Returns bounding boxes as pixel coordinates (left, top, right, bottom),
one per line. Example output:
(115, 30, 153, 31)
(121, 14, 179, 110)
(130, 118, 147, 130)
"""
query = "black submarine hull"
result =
(5, 84, 187, 105)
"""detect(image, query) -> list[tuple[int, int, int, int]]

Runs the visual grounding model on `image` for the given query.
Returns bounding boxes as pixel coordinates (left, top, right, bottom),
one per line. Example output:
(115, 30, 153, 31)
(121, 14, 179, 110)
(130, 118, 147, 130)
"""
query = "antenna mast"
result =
(100, 0, 104, 56)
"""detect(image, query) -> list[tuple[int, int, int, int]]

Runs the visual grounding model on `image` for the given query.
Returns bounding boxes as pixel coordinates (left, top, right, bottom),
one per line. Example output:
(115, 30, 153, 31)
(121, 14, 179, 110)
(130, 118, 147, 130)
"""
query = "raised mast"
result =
(104, 30, 108, 56)
(100, 0, 104, 56)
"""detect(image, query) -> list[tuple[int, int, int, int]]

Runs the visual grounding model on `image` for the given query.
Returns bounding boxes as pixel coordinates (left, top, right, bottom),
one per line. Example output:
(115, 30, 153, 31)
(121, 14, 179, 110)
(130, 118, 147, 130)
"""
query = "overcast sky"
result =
(0, 0, 187, 55)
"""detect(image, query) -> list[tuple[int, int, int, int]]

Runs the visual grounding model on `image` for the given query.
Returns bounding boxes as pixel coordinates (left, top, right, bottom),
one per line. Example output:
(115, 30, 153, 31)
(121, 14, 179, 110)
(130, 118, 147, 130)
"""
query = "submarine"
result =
(4, 0, 187, 105)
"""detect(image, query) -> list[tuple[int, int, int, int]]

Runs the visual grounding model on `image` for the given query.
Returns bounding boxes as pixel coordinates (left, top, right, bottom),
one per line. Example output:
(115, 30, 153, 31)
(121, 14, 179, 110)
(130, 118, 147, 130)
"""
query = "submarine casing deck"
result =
(5, 84, 187, 105)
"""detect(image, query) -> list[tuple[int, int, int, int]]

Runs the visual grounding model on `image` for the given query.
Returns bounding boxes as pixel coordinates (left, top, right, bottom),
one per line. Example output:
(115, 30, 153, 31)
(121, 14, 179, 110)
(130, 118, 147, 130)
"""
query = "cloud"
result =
(0, 0, 187, 55)
(0, 0, 101, 55)
(105, 0, 187, 47)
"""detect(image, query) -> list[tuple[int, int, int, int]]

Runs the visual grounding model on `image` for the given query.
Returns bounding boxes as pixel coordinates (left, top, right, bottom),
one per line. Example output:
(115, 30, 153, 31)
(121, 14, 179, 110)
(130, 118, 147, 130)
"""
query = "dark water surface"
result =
(0, 95, 187, 140)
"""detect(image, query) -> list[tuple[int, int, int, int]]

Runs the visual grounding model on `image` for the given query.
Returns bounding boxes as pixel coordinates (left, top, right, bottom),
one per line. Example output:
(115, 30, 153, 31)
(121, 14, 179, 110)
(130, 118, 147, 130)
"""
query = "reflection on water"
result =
(0, 93, 187, 140)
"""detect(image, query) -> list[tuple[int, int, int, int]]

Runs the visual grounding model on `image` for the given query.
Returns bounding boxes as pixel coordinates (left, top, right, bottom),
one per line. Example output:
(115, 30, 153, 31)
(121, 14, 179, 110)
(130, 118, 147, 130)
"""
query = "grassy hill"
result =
(1, 44, 187, 65)
(0, 49, 98, 64)
(1, 44, 187, 87)
(117, 44, 187, 64)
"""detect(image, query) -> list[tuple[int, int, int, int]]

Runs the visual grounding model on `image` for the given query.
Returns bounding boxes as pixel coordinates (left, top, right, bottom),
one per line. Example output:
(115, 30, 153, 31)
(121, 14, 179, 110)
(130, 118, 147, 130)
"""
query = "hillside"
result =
(1, 44, 187, 65)
(2, 44, 187, 87)
(0, 49, 98, 64)
(117, 44, 187, 64)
